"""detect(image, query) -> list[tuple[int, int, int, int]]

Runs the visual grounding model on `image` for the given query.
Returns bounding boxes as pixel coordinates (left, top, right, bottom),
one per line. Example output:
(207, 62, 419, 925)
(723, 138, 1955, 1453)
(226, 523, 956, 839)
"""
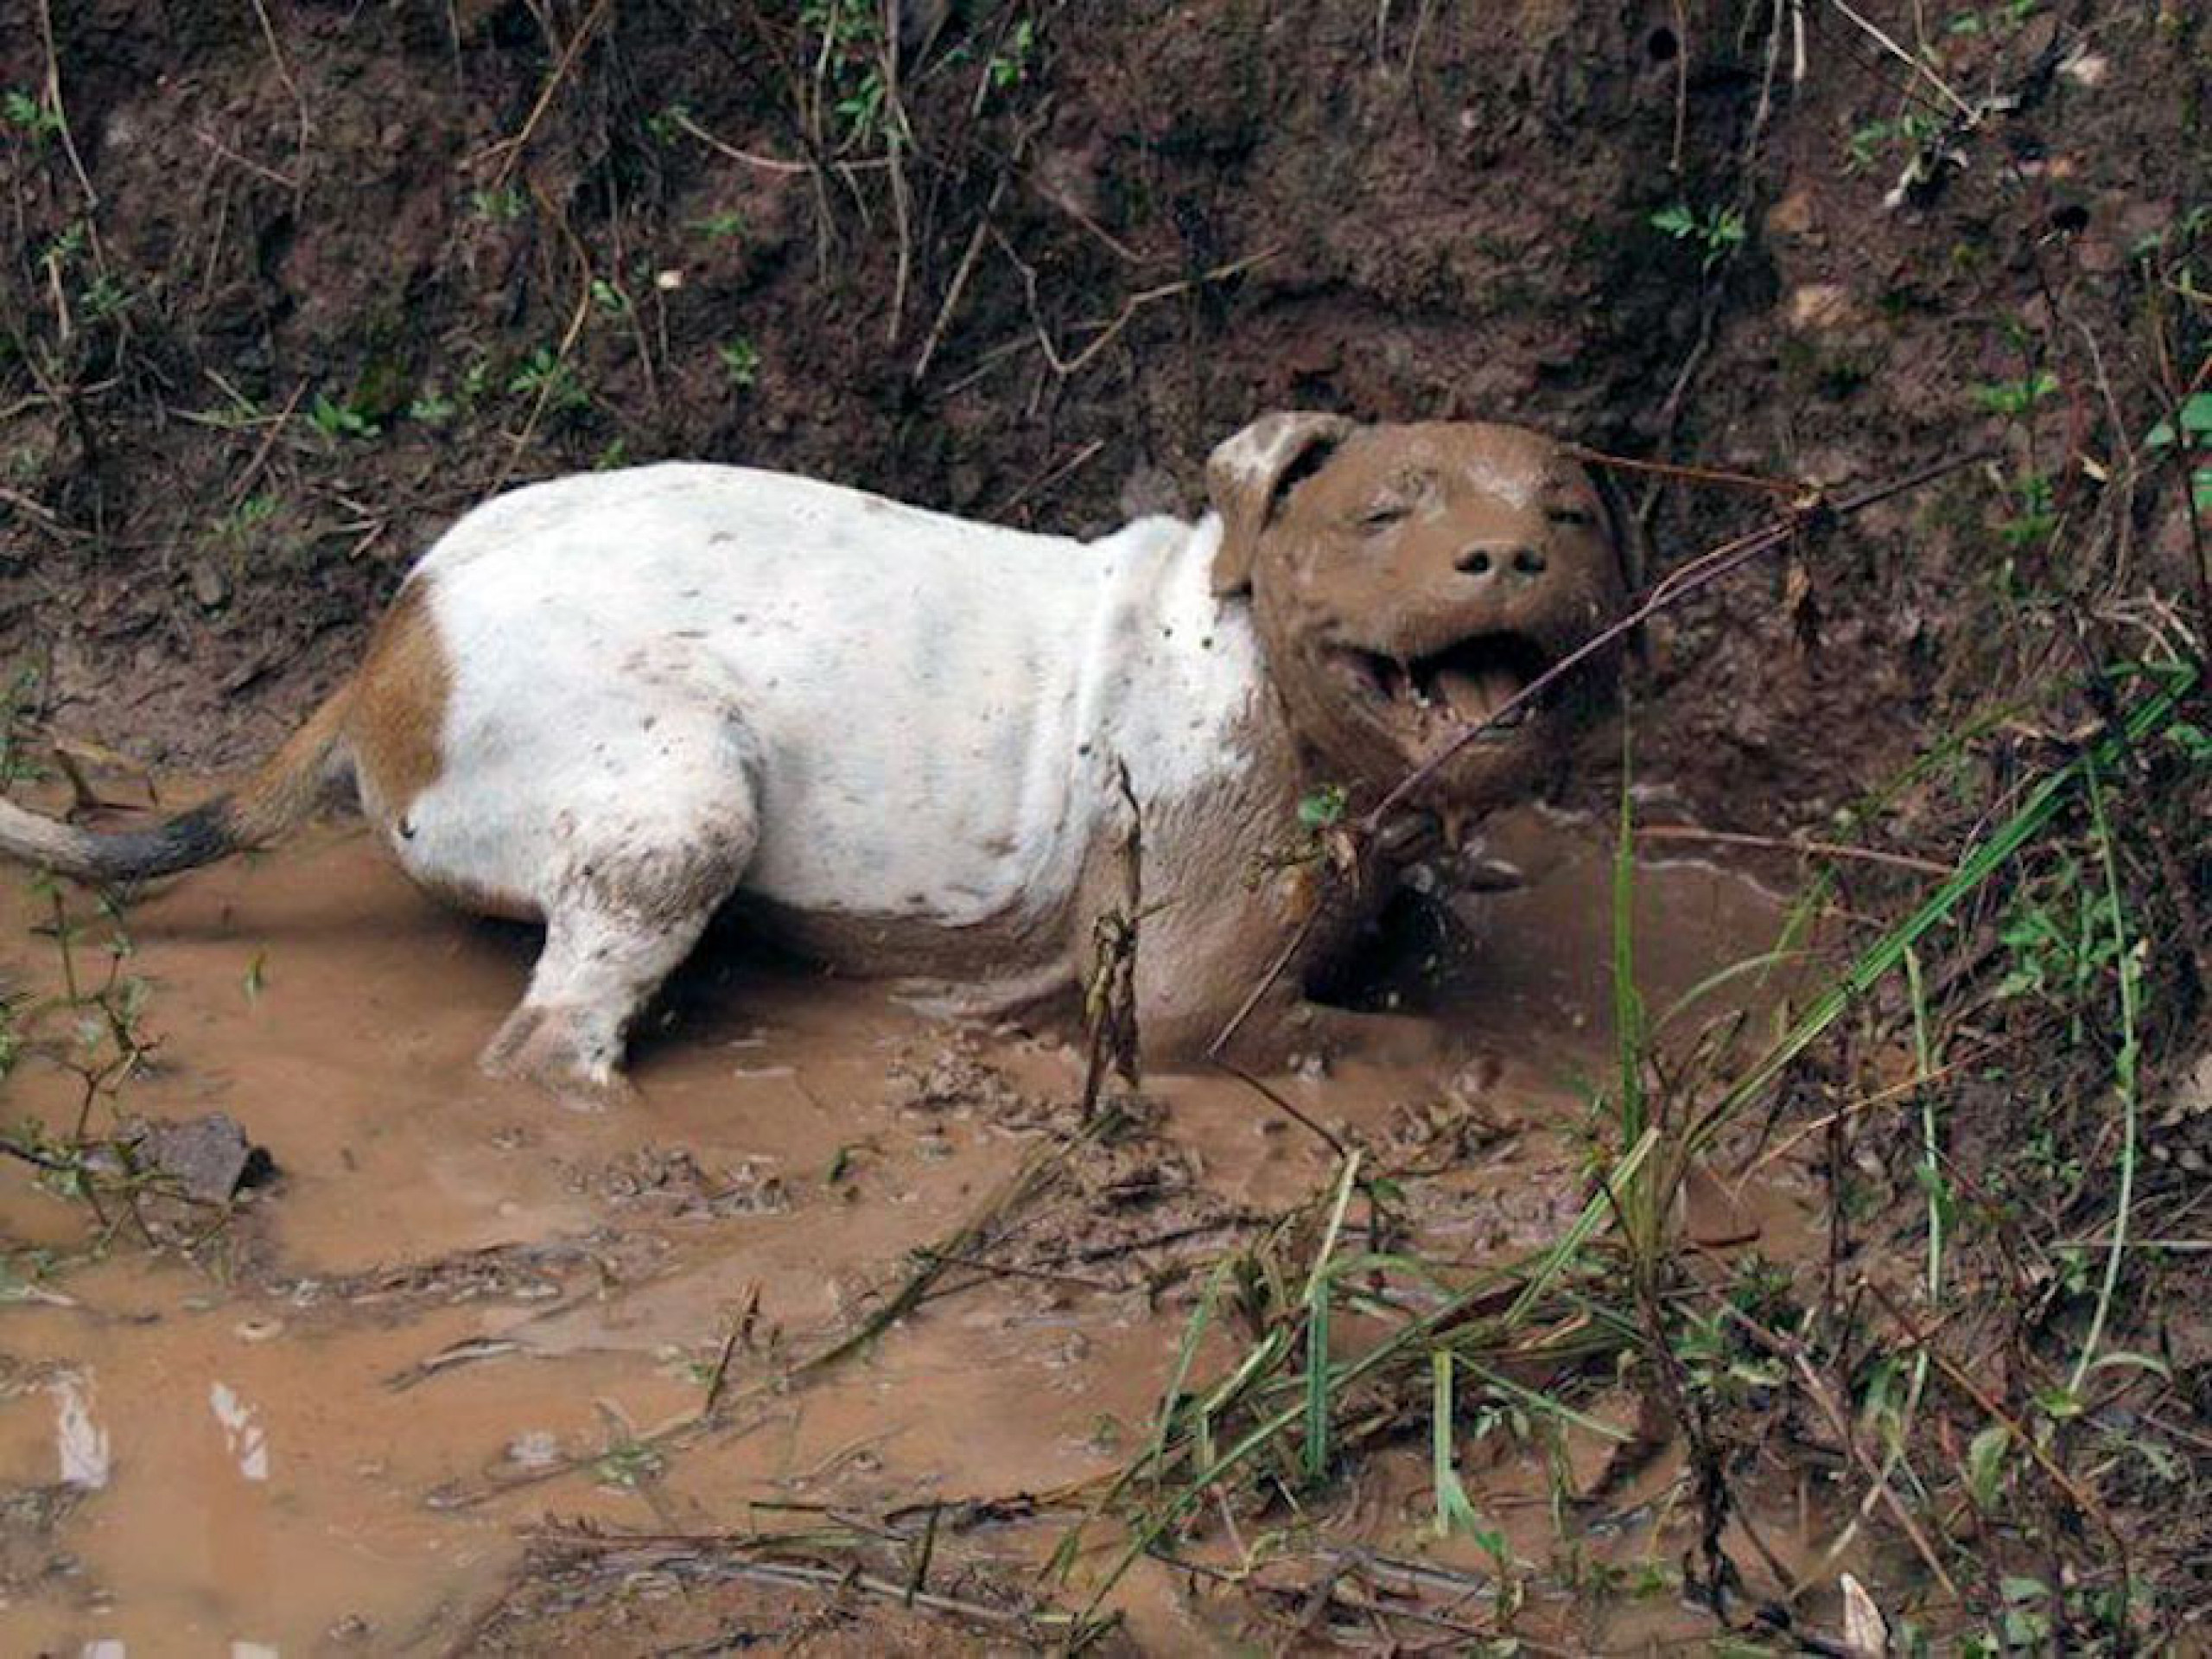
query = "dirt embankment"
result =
(2, 1, 2200, 825)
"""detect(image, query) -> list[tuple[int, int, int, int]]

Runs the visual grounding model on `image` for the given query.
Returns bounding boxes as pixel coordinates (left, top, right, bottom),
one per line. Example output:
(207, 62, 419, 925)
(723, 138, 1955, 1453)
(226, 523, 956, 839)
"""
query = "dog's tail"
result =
(0, 688, 355, 884)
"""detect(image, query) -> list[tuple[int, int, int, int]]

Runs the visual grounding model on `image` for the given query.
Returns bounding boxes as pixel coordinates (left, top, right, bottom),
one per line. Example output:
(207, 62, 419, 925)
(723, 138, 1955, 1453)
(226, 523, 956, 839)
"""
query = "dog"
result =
(0, 416, 1635, 1102)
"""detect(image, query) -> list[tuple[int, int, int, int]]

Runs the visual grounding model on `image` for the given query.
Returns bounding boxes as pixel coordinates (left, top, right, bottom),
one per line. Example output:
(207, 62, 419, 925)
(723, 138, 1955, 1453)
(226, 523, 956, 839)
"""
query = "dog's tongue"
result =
(1435, 664, 1524, 722)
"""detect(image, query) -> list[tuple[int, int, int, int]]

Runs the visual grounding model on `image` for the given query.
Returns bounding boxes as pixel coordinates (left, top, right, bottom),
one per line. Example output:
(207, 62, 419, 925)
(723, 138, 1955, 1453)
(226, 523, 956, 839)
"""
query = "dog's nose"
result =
(1455, 543, 1548, 579)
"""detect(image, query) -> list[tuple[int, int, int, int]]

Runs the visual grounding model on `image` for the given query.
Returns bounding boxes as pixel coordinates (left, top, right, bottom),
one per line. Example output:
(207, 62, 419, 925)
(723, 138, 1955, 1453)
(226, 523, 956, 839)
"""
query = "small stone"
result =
(506, 1430, 562, 1470)
(2059, 50, 2109, 87)
(188, 561, 229, 609)
(1765, 188, 1816, 238)
(126, 1113, 275, 1203)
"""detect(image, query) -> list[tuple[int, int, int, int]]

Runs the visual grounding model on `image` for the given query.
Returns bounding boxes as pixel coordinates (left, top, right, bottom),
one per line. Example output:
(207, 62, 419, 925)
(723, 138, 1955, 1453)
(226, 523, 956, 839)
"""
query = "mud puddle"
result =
(0, 799, 1829, 1653)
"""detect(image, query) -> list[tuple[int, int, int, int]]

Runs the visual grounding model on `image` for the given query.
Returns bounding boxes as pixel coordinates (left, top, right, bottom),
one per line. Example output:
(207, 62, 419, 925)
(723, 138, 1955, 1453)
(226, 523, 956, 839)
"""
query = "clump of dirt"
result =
(885, 1033, 1041, 1125)
(563, 1145, 789, 1220)
(0, 1477, 87, 1608)
(270, 1228, 671, 1316)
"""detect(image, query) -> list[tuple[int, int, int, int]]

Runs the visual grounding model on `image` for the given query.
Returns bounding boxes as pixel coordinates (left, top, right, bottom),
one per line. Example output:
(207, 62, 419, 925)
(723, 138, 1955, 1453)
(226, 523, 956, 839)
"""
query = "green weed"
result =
(690, 208, 746, 241)
(507, 346, 590, 415)
(1, 88, 61, 146)
(2145, 391, 2212, 515)
(467, 184, 528, 223)
(307, 392, 381, 442)
(1649, 201, 1746, 271)
(717, 338, 761, 387)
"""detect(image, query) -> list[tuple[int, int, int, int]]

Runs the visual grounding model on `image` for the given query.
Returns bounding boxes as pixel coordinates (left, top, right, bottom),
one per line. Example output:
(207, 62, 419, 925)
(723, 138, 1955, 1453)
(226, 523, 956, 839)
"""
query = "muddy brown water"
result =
(0, 800, 1834, 1653)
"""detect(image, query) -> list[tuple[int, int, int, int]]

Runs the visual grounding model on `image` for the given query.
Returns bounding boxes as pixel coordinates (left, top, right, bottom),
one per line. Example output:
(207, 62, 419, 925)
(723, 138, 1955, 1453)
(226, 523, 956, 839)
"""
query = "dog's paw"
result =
(480, 1005, 639, 1111)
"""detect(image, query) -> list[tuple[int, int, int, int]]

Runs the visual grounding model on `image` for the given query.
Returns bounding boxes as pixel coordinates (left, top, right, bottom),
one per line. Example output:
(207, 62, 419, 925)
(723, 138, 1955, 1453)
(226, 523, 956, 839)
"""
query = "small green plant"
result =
(38, 221, 86, 276)
(1944, 0, 2038, 35)
(1296, 784, 1348, 830)
(0, 668, 48, 789)
(1994, 855, 2124, 1017)
(1969, 371, 2059, 418)
(717, 337, 761, 387)
(210, 493, 277, 550)
(1847, 111, 1943, 171)
(307, 392, 381, 442)
(2128, 204, 2209, 263)
(2145, 391, 2212, 515)
(588, 276, 632, 316)
(79, 274, 130, 325)
(468, 185, 528, 223)
(1649, 201, 1746, 272)
(507, 346, 590, 414)
(689, 208, 747, 241)
(799, 0, 895, 148)
(406, 390, 457, 426)
(2, 88, 61, 146)
(645, 101, 690, 145)
(593, 1436, 665, 1489)
(987, 18, 1037, 90)
(1993, 467, 2056, 550)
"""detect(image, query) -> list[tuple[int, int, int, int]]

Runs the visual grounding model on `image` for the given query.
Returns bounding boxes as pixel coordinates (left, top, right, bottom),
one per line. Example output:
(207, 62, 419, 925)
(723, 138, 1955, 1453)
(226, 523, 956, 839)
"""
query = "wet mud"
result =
(0, 801, 1827, 1652)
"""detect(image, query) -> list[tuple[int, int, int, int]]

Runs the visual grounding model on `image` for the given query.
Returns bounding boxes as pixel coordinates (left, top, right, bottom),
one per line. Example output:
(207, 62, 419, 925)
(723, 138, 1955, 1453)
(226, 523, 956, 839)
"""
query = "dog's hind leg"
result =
(479, 735, 761, 1107)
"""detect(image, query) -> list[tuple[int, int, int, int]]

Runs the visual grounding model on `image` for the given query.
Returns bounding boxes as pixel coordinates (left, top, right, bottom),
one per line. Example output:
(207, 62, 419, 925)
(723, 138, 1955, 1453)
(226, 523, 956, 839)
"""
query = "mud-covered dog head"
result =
(1208, 415, 1637, 813)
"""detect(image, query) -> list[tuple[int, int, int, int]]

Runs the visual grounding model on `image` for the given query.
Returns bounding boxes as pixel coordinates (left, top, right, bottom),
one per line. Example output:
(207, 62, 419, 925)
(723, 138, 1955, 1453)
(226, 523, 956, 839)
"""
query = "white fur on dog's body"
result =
(0, 419, 1629, 1101)
(396, 464, 1259, 944)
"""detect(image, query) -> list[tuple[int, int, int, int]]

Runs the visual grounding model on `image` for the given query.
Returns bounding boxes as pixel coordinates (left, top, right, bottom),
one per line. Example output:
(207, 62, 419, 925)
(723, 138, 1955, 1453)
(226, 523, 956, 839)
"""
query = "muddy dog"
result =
(0, 416, 1633, 1102)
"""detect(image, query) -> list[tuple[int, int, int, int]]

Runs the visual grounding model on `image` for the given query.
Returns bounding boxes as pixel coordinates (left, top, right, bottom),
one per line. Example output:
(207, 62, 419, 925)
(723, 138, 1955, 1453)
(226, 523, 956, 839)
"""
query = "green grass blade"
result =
(1150, 1255, 1229, 1476)
(1612, 738, 1648, 1149)
(1431, 1349, 1484, 1537)
(2069, 759, 2140, 1396)
(1687, 671, 2192, 1155)
(1301, 1151, 1361, 1486)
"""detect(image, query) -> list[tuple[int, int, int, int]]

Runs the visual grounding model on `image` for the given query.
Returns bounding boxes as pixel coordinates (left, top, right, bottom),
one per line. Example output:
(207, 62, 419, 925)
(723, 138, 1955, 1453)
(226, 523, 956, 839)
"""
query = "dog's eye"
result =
(1357, 504, 1411, 532)
(1546, 505, 1598, 528)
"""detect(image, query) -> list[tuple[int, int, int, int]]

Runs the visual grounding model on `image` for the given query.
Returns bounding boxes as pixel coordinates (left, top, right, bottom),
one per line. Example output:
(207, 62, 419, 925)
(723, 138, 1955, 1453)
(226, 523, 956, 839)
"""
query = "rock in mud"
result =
(123, 1113, 276, 1203)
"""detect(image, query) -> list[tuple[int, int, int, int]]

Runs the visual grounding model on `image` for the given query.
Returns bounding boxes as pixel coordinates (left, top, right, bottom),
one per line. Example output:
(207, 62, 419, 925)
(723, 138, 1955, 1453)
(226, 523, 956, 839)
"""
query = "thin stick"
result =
(475, 0, 615, 187)
(992, 235, 1278, 380)
(35, 0, 102, 218)
(1359, 451, 1990, 836)
(1822, 0, 1980, 120)
(245, 0, 311, 167)
(1867, 1281, 2133, 1583)
(224, 379, 308, 509)
(1635, 823, 1952, 874)
(1561, 444, 1802, 500)
(1736, 1033, 2017, 1181)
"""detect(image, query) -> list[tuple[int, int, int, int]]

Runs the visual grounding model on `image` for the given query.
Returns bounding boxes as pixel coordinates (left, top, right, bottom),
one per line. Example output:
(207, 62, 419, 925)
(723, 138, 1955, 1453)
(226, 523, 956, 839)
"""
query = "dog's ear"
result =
(1205, 413, 1354, 597)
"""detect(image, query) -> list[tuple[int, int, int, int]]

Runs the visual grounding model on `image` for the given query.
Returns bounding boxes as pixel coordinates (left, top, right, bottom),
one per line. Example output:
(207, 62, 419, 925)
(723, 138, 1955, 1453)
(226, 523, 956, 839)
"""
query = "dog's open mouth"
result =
(1335, 633, 1560, 739)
